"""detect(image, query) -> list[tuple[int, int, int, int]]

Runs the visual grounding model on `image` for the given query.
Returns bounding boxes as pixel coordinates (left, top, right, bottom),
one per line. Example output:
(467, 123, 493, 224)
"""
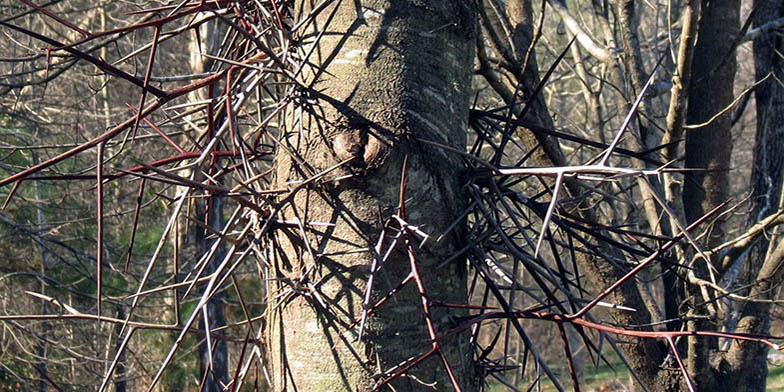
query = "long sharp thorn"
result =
(600, 56, 665, 166)
(131, 25, 162, 139)
(535, 172, 564, 258)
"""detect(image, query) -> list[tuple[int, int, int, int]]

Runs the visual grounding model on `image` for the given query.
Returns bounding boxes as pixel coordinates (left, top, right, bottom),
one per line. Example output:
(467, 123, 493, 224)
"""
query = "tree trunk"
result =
(750, 0, 784, 225)
(33, 167, 49, 392)
(187, 17, 229, 392)
(197, 194, 229, 392)
(112, 306, 127, 392)
(684, 2, 737, 230)
(683, 0, 739, 389)
(720, 1, 784, 390)
(267, 1, 478, 391)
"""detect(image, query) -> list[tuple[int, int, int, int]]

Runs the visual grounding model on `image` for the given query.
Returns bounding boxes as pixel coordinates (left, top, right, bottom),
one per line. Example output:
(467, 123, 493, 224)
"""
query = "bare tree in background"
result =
(2, 1, 784, 392)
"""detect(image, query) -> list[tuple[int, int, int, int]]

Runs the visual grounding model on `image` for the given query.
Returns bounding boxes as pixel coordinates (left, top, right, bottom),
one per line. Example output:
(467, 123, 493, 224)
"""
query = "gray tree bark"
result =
(198, 195, 229, 392)
(267, 1, 478, 391)
(683, 0, 739, 389)
(750, 0, 784, 225)
(719, 0, 784, 391)
(33, 160, 49, 392)
(186, 18, 229, 392)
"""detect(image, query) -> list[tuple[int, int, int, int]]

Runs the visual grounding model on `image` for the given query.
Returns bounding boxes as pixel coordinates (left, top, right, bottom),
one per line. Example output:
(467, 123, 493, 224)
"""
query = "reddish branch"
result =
(0, 56, 268, 188)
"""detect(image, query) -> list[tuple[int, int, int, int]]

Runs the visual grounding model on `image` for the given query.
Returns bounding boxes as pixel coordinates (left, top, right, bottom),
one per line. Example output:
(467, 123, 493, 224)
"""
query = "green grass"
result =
(487, 360, 784, 391)
(485, 360, 626, 392)
(767, 365, 784, 391)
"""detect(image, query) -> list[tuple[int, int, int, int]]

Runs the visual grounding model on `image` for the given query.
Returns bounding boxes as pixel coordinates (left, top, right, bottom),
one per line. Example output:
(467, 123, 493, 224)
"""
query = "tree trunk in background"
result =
(112, 306, 127, 392)
(505, 0, 587, 380)
(33, 166, 48, 392)
(187, 18, 229, 392)
(480, 2, 675, 390)
(720, 1, 784, 390)
(683, 0, 738, 389)
(750, 0, 784, 225)
(197, 195, 228, 391)
(268, 1, 477, 390)
(684, 0, 737, 244)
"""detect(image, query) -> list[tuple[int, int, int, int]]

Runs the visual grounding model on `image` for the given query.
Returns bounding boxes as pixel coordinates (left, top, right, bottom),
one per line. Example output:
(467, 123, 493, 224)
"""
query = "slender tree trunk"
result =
(33, 168, 48, 392)
(268, 1, 478, 390)
(112, 306, 127, 392)
(182, 17, 229, 391)
(198, 194, 229, 392)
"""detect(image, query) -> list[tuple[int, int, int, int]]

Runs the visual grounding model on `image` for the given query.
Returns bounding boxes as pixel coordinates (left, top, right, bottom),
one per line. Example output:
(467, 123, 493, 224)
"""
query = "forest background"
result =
(1, 0, 784, 391)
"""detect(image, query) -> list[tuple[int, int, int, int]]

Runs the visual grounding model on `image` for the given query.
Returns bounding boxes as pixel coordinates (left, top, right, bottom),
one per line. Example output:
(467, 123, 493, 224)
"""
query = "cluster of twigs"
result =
(1, 1, 783, 392)
(462, 103, 783, 390)
(2, 1, 288, 390)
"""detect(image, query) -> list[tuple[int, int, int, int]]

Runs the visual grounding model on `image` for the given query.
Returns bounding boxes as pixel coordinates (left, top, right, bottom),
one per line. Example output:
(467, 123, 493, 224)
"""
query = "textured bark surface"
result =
(682, 0, 739, 389)
(722, 241, 784, 392)
(720, 0, 784, 390)
(268, 1, 478, 390)
(684, 0, 737, 230)
(750, 0, 784, 223)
